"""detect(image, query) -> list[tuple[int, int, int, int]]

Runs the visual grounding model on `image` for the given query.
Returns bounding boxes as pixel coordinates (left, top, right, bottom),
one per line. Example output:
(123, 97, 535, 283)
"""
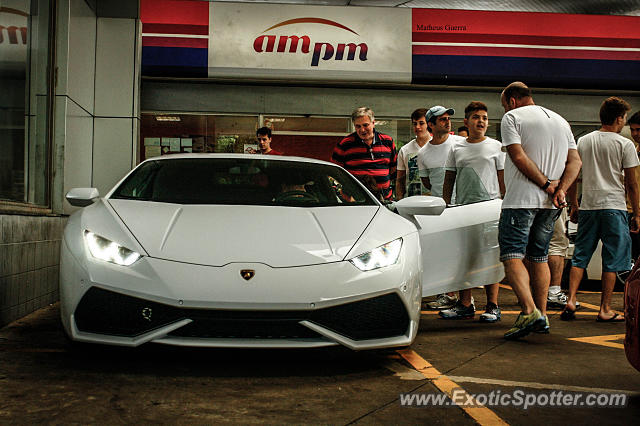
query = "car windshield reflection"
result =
(111, 157, 378, 207)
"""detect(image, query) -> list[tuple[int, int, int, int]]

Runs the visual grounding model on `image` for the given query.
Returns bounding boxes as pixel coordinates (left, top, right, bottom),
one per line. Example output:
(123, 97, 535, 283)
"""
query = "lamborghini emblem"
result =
(241, 269, 255, 281)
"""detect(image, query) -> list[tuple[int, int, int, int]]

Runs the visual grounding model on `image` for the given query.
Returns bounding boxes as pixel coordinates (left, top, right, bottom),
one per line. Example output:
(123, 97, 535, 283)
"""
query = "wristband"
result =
(541, 179, 551, 190)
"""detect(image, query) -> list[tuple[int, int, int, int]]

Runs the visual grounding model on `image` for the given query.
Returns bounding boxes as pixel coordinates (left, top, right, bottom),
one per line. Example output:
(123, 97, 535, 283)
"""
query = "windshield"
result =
(111, 157, 378, 207)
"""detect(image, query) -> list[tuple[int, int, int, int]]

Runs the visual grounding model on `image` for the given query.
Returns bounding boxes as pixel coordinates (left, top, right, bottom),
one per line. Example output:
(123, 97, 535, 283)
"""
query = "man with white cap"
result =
(418, 105, 467, 310)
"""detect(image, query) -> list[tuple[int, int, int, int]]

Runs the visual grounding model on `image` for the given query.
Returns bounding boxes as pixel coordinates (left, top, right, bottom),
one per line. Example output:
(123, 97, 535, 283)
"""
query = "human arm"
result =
(396, 170, 407, 200)
(625, 166, 640, 233)
(443, 170, 456, 204)
(552, 149, 582, 209)
(420, 177, 431, 190)
(567, 180, 579, 223)
(497, 169, 505, 198)
(505, 144, 551, 189)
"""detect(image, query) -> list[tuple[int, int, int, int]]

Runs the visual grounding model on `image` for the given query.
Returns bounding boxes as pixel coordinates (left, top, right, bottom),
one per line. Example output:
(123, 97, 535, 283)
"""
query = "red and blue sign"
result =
(141, 0, 209, 77)
(141, 1, 640, 89)
(411, 9, 640, 89)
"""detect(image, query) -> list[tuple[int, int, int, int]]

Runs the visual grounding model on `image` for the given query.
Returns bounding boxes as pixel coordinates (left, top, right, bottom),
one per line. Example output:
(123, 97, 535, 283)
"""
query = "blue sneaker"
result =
(439, 300, 475, 319)
(534, 315, 550, 334)
(479, 303, 501, 323)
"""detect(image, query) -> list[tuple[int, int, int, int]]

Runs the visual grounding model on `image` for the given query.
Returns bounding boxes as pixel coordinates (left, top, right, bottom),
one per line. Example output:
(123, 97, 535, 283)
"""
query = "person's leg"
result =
(566, 266, 585, 312)
(523, 209, 560, 317)
(565, 210, 600, 312)
(503, 259, 536, 314)
(548, 208, 569, 300)
(459, 289, 473, 307)
(548, 255, 565, 293)
(530, 261, 550, 316)
(599, 271, 617, 319)
(598, 210, 632, 320)
(499, 209, 536, 314)
(485, 283, 499, 306)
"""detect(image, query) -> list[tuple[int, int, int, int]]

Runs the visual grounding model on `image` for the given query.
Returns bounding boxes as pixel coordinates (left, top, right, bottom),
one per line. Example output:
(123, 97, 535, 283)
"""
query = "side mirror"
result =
(395, 196, 446, 229)
(66, 188, 100, 207)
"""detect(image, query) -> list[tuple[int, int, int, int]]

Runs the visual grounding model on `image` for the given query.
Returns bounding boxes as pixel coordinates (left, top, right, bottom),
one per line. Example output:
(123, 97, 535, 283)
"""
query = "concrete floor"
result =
(1, 286, 639, 424)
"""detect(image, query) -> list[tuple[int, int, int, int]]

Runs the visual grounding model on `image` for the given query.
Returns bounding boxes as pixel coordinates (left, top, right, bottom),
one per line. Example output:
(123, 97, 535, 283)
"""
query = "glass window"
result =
(140, 113, 258, 160)
(262, 115, 349, 161)
(0, 0, 53, 206)
(112, 157, 377, 207)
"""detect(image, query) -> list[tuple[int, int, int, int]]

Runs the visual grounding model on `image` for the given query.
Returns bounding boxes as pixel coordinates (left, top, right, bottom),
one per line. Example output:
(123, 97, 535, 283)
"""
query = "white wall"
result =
(53, 0, 140, 214)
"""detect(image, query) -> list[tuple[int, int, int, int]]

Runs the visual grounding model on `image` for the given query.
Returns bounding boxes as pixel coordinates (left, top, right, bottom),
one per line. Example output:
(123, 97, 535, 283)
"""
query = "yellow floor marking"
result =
(396, 348, 508, 426)
(446, 375, 638, 395)
(421, 310, 600, 316)
(578, 290, 623, 295)
(568, 334, 625, 350)
(575, 301, 624, 315)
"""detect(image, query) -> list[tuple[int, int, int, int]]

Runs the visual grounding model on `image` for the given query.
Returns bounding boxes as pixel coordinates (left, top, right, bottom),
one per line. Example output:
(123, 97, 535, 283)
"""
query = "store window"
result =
(0, 0, 53, 206)
(140, 114, 258, 161)
(262, 115, 348, 161)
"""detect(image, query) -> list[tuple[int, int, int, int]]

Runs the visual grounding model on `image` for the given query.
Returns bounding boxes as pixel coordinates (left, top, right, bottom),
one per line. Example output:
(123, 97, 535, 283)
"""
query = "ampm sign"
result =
(252, 18, 368, 67)
(207, 3, 411, 83)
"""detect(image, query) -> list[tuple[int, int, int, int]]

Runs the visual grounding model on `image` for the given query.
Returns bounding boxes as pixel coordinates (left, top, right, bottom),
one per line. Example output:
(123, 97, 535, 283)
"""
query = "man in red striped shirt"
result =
(332, 107, 397, 200)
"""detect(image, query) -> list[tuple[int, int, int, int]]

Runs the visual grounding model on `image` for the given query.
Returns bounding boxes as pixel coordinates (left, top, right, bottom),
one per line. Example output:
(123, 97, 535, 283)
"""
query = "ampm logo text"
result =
(253, 17, 368, 67)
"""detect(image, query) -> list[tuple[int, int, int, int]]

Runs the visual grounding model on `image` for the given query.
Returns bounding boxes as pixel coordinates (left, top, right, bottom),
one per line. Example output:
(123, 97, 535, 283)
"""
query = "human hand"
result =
(569, 205, 579, 223)
(545, 179, 559, 196)
(631, 215, 640, 234)
(551, 187, 567, 209)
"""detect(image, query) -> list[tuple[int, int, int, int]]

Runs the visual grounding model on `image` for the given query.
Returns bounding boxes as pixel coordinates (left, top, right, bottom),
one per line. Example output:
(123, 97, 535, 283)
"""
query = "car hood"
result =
(107, 199, 380, 267)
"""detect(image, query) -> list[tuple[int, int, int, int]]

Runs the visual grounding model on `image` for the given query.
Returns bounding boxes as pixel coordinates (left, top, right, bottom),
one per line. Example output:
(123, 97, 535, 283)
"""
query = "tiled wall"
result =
(0, 214, 66, 327)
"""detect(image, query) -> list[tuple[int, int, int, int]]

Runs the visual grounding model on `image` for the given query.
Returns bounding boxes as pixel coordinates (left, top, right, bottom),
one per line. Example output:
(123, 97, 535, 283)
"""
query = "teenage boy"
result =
(562, 97, 639, 322)
(439, 101, 505, 321)
(396, 108, 432, 200)
(256, 127, 283, 155)
(418, 105, 466, 310)
(417, 105, 466, 199)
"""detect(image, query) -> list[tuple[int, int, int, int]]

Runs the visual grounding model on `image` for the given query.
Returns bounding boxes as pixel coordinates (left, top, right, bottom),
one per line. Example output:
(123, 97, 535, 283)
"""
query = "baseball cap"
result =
(426, 106, 455, 122)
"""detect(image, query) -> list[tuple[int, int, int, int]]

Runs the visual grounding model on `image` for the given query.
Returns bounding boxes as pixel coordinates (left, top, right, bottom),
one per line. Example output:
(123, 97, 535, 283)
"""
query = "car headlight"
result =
(349, 238, 402, 271)
(84, 230, 141, 266)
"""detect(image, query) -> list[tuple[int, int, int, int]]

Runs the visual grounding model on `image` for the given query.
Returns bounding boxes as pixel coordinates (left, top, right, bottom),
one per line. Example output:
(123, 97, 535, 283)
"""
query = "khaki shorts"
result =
(548, 208, 569, 257)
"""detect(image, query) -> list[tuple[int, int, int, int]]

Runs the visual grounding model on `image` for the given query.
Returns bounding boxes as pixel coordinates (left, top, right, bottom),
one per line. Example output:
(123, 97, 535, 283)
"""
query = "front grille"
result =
(74, 287, 410, 341)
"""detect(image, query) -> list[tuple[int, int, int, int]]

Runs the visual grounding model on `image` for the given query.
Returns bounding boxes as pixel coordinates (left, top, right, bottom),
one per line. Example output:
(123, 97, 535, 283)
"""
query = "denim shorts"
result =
(499, 208, 562, 263)
(572, 209, 631, 272)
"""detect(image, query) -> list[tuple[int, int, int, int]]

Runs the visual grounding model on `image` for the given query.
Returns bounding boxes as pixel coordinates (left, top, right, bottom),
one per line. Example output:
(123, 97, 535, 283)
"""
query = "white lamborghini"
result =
(60, 154, 503, 350)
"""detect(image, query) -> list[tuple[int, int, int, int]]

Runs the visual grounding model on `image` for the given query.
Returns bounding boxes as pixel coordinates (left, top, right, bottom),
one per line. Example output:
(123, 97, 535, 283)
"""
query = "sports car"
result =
(60, 154, 503, 350)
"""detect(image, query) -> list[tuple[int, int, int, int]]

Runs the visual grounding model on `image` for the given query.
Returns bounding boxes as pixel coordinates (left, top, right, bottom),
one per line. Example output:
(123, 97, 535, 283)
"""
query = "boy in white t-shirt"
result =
(418, 105, 466, 310)
(563, 97, 640, 322)
(417, 106, 466, 199)
(439, 101, 506, 322)
(396, 108, 432, 199)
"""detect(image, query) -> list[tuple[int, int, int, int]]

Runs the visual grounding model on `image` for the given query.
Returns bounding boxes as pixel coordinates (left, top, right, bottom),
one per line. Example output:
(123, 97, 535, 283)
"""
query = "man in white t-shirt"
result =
(499, 82, 581, 340)
(439, 101, 505, 322)
(396, 108, 432, 199)
(417, 106, 466, 199)
(562, 97, 639, 322)
(418, 105, 466, 310)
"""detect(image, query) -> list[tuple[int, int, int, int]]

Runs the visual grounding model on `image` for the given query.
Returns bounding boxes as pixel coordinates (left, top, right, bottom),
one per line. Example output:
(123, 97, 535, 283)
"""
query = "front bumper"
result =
(60, 233, 422, 349)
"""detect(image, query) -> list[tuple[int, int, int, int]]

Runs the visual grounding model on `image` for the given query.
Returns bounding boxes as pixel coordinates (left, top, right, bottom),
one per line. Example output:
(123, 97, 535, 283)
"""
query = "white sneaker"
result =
(424, 294, 458, 310)
(547, 291, 580, 308)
